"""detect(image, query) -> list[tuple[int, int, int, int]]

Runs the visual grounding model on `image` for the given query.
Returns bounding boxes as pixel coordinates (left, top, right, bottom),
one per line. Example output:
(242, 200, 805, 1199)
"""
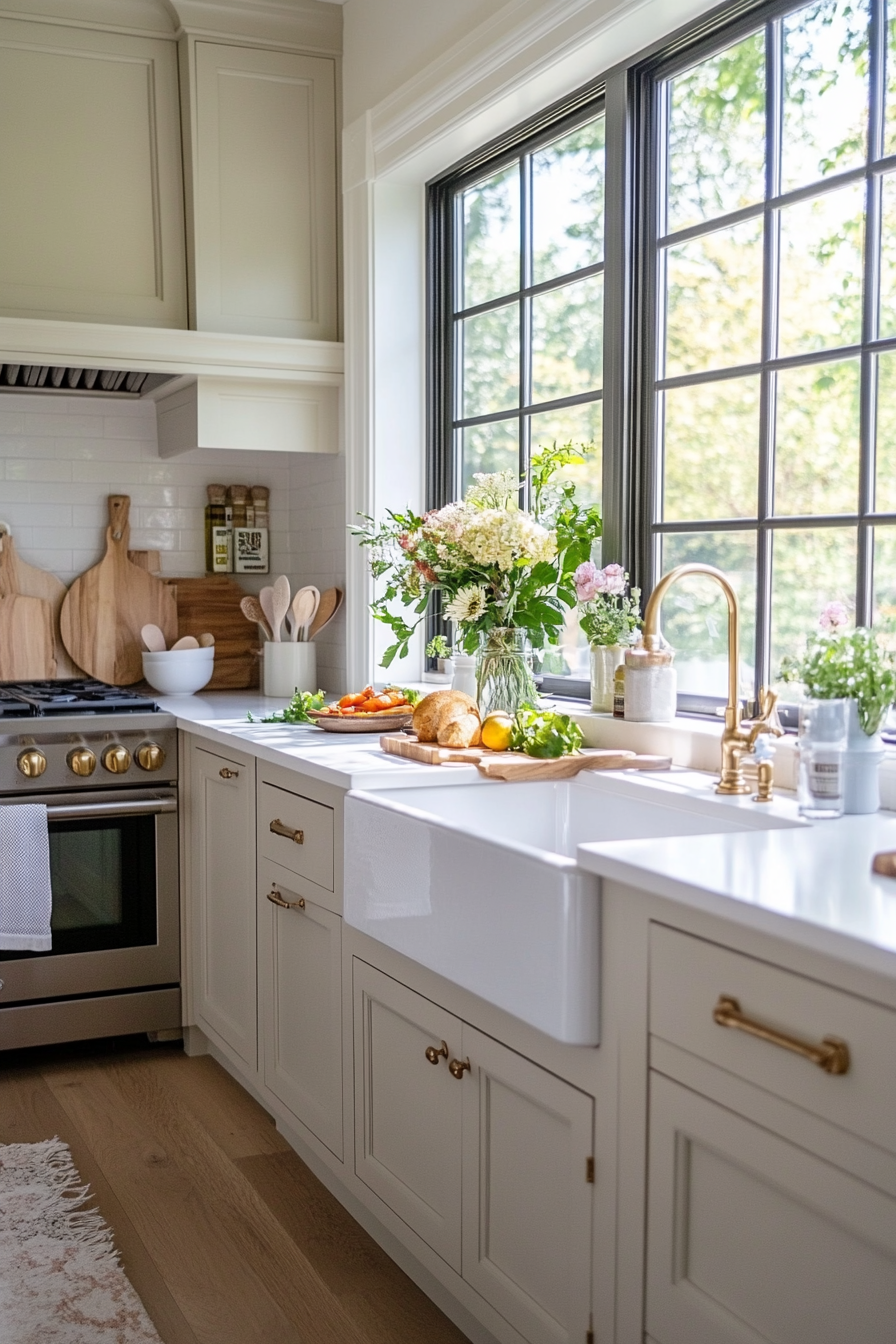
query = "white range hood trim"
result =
(0, 316, 344, 385)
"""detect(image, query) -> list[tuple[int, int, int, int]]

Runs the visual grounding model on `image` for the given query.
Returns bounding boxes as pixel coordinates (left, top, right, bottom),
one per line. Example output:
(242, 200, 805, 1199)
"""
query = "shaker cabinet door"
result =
(646, 1071, 896, 1344)
(461, 1025, 594, 1344)
(191, 42, 337, 340)
(190, 744, 257, 1068)
(259, 874, 343, 1159)
(353, 959, 463, 1271)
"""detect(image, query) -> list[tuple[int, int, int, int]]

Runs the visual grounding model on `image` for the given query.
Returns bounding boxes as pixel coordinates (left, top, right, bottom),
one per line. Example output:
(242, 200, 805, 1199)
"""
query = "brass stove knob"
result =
(102, 744, 131, 774)
(136, 742, 165, 772)
(67, 748, 97, 778)
(17, 748, 47, 778)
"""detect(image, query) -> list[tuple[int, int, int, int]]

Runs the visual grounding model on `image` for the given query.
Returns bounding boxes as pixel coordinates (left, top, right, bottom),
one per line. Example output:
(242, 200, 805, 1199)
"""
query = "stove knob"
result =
(136, 742, 166, 772)
(102, 745, 131, 774)
(67, 748, 97, 778)
(17, 749, 47, 779)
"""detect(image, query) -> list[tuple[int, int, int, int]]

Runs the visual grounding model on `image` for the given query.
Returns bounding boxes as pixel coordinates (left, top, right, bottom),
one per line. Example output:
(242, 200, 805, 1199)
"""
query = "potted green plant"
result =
(574, 562, 642, 712)
(781, 603, 896, 814)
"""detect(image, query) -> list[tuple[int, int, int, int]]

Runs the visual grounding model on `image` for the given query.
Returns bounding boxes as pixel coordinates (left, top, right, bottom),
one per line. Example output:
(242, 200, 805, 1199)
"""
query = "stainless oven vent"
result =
(0, 365, 174, 398)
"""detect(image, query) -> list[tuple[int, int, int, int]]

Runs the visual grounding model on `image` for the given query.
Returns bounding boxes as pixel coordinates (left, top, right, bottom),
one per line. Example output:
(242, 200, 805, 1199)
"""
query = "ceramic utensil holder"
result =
(263, 641, 316, 698)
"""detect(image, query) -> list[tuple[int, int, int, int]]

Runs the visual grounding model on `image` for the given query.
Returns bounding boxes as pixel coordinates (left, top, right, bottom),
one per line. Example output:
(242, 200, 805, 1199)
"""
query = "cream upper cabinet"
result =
(0, 17, 186, 327)
(189, 42, 338, 340)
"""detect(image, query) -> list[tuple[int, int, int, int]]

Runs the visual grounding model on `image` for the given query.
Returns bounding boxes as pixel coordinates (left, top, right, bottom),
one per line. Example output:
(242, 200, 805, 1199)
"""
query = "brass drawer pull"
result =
(449, 1056, 471, 1080)
(713, 995, 850, 1075)
(266, 889, 305, 911)
(270, 818, 304, 844)
(425, 1040, 449, 1065)
(219, 767, 239, 779)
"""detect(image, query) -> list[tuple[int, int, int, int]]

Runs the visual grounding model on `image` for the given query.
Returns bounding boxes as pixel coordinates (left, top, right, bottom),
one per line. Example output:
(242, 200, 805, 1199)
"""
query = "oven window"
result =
(5, 815, 159, 959)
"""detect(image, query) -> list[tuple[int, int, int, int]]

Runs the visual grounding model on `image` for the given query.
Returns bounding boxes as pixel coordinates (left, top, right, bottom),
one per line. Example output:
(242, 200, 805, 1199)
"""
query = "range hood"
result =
(0, 363, 175, 397)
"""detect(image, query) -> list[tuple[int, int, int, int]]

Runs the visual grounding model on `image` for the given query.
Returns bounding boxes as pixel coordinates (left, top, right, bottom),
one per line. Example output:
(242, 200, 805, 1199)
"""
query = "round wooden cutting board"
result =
(60, 495, 177, 685)
(0, 523, 77, 677)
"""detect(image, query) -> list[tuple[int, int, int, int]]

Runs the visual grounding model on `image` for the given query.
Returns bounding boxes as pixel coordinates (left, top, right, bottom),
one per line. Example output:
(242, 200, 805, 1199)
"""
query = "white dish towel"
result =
(0, 803, 52, 951)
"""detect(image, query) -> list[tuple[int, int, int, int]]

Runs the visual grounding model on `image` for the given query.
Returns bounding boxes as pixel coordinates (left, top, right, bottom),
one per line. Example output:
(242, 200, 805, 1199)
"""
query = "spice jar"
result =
(623, 646, 676, 723)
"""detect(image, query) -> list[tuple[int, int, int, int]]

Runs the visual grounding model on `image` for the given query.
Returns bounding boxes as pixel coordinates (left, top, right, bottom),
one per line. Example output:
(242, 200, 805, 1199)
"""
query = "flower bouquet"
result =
(780, 602, 896, 736)
(353, 442, 602, 713)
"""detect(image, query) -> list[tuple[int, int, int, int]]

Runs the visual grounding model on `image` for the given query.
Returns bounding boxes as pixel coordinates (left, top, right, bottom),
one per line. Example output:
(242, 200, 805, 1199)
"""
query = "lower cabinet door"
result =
(259, 875, 343, 1159)
(461, 1025, 594, 1344)
(353, 959, 463, 1271)
(647, 1071, 896, 1344)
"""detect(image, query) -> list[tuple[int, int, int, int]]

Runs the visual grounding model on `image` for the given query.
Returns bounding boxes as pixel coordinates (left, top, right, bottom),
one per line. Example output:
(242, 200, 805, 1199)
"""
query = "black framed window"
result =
(429, 0, 896, 705)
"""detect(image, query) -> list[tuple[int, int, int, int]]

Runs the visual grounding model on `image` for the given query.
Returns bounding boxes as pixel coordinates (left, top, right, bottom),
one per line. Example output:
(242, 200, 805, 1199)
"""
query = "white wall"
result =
(0, 393, 346, 690)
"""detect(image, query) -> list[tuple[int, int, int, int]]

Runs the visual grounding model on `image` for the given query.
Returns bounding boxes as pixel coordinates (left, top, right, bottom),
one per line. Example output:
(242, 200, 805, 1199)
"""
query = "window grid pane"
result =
(653, 0, 891, 700)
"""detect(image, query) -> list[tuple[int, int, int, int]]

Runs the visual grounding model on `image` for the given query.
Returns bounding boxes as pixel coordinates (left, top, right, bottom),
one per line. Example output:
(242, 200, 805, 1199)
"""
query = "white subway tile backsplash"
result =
(6, 457, 73, 482)
(25, 414, 104, 438)
(71, 460, 143, 484)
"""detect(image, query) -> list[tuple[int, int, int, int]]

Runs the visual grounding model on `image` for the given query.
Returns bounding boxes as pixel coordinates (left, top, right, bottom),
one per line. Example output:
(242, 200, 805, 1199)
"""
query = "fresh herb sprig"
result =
(248, 689, 327, 725)
(510, 704, 584, 759)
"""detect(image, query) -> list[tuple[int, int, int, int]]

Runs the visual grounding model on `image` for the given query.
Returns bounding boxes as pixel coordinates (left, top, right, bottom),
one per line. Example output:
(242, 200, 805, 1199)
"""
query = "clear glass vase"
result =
(476, 627, 536, 716)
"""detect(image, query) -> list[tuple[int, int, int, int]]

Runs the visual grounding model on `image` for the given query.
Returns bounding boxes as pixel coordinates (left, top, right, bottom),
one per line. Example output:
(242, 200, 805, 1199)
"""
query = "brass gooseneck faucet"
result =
(642, 563, 783, 796)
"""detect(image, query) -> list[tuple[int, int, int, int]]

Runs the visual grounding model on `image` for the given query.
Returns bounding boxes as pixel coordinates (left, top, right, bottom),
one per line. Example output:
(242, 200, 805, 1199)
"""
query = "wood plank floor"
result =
(0, 1037, 470, 1344)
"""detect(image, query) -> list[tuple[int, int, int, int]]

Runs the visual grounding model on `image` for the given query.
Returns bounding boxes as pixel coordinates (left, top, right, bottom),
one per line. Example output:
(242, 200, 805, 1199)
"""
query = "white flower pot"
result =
(589, 645, 625, 713)
(842, 698, 885, 814)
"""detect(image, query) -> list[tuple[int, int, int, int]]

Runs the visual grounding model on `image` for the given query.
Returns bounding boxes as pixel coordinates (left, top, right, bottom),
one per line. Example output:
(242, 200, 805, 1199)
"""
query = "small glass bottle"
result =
(205, 485, 228, 573)
(612, 664, 626, 719)
(623, 646, 677, 723)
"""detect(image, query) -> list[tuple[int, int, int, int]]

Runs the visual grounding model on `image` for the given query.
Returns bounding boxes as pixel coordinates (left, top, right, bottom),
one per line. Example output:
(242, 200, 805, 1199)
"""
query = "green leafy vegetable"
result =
(247, 689, 327, 725)
(396, 686, 424, 706)
(510, 704, 584, 759)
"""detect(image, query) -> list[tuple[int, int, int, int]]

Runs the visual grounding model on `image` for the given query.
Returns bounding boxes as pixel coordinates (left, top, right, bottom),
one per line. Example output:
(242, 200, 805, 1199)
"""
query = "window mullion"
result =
(519, 153, 533, 509)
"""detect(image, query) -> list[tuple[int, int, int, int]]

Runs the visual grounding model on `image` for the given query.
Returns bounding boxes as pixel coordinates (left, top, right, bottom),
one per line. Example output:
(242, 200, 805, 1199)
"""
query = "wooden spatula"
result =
(309, 587, 343, 640)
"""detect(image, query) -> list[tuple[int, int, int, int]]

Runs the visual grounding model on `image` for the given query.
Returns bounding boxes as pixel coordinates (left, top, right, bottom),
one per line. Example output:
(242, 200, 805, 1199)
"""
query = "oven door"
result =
(0, 789, 179, 1006)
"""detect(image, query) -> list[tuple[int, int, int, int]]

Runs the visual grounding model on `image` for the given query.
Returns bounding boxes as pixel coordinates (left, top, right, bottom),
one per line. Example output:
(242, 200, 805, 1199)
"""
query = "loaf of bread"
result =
(412, 689, 481, 747)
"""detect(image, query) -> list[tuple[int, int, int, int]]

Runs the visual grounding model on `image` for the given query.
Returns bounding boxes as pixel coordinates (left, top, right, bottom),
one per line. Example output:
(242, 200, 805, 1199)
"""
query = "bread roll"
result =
(412, 689, 480, 743)
(438, 713, 482, 748)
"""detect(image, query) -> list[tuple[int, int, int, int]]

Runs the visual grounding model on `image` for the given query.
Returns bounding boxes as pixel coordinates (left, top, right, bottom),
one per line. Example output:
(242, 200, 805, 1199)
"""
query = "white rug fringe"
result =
(0, 1138, 118, 1264)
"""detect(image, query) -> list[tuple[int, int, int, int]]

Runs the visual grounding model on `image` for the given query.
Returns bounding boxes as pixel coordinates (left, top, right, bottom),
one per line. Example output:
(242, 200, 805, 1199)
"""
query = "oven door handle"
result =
(44, 798, 177, 820)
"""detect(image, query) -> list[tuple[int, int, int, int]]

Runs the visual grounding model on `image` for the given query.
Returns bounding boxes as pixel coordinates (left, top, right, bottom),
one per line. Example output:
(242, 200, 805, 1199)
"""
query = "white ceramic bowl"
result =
(142, 647, 215, 696)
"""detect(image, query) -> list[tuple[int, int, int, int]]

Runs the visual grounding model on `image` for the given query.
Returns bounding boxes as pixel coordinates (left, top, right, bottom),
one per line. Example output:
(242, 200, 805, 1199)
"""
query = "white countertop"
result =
(162, 691, 896, 980)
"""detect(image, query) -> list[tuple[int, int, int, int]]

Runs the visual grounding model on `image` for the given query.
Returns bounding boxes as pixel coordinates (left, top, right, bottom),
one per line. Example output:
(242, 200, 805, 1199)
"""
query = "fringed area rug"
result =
(0, 1138, 162, 1343)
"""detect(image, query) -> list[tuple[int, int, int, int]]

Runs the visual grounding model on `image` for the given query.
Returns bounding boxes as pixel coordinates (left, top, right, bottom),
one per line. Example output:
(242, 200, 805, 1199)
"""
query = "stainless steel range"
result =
(0, 679, 180, 1051)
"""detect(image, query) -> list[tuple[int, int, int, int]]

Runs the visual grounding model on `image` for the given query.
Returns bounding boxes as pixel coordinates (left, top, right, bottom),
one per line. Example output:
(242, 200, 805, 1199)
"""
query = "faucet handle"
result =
(748, 686, 785, 739)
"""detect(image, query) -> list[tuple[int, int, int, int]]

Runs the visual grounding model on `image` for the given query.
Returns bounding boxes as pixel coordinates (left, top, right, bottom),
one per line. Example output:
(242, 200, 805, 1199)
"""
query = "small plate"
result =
(308, 710, 414, 733)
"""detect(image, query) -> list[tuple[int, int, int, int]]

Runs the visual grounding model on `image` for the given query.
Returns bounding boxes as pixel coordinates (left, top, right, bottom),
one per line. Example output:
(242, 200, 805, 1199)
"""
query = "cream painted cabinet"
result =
(188, 41, 338, 340)
(0, 16, 186, 327)
(646, 924, 896, 1344)
(188, 742, 257, 1068)
(353, 960, 595, 1344)
(258, 869, 343, 1159)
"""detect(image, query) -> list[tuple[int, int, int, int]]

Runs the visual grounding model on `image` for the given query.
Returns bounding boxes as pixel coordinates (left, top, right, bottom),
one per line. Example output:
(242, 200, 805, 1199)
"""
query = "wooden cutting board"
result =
(59, 495, 177, 686)
(163, 576, 260, 689)
(0, 524, 77, 677)
(379, 734, 671, 777)
(0, 594, 56, 678)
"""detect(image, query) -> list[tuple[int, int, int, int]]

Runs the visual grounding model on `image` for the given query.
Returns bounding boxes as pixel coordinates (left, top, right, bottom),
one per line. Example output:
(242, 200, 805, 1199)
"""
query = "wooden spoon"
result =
(289, 585, 319, 641)
(309, 587, 343, 640)
(141, 623, 167, 652)
(259, 586, 278, 641)
(240, 595, 273, 641)
(170, 635, 200, 650)
(198, 632, 215, 648)
(272, 575, 291, 644)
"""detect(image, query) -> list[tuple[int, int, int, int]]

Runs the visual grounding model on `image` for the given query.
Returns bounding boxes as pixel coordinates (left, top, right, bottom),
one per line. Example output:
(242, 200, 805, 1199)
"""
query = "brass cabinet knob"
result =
(136, 742, 165, 772)
(219, 767, 239, 780)
(67, 748, 96, 777)
(17, 749, 47, 778)
(448, 1057, 471, 1080)
(102, 745, 131, 774)
(425, 1041, 449, 1065)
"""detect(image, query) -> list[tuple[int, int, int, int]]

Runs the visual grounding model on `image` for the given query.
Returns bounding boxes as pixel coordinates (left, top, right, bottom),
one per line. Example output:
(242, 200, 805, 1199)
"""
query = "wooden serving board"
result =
(60, 495, 178, 686)
(163, 576, 260, 689)
(379, 734, 672, 778)
(0, 524, 77, 677)
(0, 594, 56, 678)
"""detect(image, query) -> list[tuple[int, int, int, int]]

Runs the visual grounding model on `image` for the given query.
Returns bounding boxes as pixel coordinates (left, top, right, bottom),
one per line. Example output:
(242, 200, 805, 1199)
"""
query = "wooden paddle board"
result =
(0, 524, 77, 677)
(0, 594, 56, 678)
(60, 496, 177, 685)
(163, 576, 260, 689)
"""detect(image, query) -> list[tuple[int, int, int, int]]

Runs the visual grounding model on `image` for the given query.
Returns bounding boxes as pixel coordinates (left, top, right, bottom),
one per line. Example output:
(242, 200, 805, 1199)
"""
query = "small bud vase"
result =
(589, 644, 625, 712)
(476, 627, 536, 716)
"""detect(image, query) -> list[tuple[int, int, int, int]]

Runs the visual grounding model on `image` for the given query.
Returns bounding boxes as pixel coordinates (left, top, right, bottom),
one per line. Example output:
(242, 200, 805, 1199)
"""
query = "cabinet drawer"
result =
(650, 924, 896, 1156)
(258, 782, 333, 891)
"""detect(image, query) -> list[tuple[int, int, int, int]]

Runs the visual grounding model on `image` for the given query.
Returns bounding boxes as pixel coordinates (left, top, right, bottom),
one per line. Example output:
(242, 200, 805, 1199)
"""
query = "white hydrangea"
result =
(465, 471, 520, 509)
(458, 508, 557, 572)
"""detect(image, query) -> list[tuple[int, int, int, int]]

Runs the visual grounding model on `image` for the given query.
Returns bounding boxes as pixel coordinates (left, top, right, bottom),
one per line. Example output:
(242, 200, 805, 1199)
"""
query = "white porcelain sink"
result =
(344, 770, 802, 1045)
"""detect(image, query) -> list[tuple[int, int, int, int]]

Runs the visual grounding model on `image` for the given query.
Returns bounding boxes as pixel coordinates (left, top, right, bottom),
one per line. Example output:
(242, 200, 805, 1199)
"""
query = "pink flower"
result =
(599, 563, 627, 597)
(398, 533, 416, 553)
(415, 559, 438, 584)
(574, 560, 600, 602)
(819, 601, 849, 633)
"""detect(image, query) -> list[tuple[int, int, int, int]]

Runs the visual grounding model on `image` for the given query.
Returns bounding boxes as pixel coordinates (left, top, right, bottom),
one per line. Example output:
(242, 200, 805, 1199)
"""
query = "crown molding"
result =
(168, 0, 341, 51)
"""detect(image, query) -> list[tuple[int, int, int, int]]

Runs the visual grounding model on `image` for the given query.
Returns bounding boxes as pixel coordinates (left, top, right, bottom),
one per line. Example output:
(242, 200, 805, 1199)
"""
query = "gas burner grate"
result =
(0, 679, 159, 715)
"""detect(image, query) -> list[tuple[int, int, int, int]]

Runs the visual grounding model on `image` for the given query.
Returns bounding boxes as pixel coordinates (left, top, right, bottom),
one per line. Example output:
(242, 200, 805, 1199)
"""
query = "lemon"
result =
(481, 711, 514, 752)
